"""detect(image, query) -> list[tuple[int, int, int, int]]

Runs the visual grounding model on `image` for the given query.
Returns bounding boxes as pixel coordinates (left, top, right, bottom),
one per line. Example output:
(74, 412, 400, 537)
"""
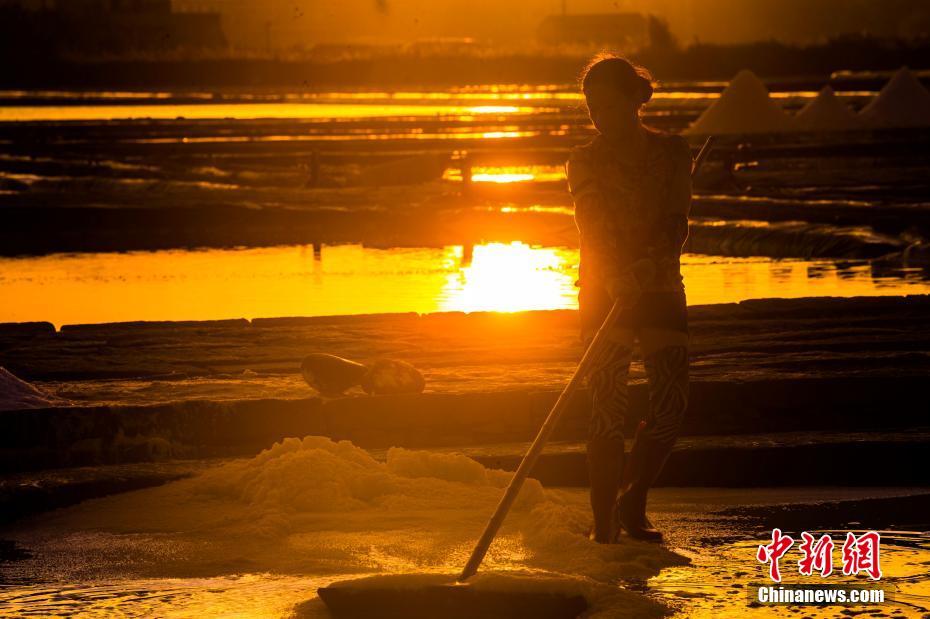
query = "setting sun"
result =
(441, 242, 577, 313)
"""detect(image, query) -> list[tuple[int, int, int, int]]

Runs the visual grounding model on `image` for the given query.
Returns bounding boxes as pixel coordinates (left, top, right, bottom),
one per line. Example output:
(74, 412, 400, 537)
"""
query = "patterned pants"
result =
(587, 333, 689, 443)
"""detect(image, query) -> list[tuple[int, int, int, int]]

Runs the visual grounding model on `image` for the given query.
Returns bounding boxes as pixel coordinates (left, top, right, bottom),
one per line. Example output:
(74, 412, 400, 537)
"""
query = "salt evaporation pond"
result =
(0, 82, 852, 124)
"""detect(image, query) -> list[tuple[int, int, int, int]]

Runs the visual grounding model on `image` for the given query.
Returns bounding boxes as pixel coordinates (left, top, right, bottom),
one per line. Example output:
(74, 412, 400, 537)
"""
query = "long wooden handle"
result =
(458, 134, 715, 582)
(458, 298, 625, 581)
(693, 135, 715, 175)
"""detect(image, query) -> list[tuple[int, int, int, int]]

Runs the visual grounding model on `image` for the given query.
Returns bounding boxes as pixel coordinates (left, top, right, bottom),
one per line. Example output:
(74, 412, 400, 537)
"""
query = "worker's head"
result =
(581, 54, 653, 139)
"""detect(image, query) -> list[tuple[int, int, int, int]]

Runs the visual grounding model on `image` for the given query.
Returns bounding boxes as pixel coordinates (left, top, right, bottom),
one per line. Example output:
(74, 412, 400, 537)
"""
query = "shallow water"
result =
(0, 84, 853, 123)
(5, 540, 924, 618)
(0, 102, 549, 123)
(0, 574, 339, 618)
(1, 243, 928, 327)
(652, 532, 930, 618)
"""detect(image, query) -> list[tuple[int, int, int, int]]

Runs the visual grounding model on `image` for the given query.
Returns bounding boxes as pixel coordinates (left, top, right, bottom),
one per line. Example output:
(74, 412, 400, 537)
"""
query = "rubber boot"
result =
(586, 437, 625, 543)
(616, 432, 673, 542)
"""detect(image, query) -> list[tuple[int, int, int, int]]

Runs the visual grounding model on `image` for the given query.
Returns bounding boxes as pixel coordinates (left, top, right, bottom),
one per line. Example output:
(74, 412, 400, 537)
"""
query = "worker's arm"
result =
(567, 150, 650, 301)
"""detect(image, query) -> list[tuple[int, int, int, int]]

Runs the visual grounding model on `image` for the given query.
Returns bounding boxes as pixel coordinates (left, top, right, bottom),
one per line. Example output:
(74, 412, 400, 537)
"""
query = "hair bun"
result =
(580, 55, 654, 108)
(639, 76, 654, 104)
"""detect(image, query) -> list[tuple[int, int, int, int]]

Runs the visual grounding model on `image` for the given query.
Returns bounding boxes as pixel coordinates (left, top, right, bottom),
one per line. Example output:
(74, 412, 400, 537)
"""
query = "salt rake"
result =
(318, 136, 715, 618)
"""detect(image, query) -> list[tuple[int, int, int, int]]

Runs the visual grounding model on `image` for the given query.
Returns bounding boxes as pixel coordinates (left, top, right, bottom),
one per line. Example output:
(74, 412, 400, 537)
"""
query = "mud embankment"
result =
(1, 296, 928, 474)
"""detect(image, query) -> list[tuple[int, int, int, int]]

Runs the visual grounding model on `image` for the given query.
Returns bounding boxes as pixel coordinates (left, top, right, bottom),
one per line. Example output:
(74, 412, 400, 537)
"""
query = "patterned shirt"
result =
(566, 129, 692, 295)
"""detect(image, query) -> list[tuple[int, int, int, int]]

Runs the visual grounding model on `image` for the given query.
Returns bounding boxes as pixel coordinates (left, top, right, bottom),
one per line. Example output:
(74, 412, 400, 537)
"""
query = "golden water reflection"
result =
(2, 86, 870, 105)
(136, 128, 539, 144)
(651, 533, 930, 618)
(443, 165, 566, 183)
(0, 103, 539, 122)
(2, 243, 929, 327)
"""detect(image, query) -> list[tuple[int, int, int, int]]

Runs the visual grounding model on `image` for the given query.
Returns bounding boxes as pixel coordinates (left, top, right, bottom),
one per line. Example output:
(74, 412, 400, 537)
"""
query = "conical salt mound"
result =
(859, 67, 930, 129)
(685, 70, 794, 135)
(793, 86, 858, 132)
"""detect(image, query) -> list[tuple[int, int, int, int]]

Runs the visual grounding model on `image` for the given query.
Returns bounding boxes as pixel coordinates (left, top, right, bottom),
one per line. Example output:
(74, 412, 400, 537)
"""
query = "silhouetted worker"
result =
(566, 55, 692, 544)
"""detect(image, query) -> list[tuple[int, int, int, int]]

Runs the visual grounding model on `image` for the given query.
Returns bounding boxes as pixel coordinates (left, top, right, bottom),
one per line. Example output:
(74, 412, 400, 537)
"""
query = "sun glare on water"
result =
(441, 242, 578, 313)
(471, 171, 537, 183)
(443, 165, 566, 183)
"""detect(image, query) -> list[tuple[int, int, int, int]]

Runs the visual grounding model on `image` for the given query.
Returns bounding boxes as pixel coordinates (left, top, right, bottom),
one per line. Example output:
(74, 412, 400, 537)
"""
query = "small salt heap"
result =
(859, 67, 930, 129)
(685, 70, 794, 136)
(0, 366, 67, 411)
(793, 86, 859, 132)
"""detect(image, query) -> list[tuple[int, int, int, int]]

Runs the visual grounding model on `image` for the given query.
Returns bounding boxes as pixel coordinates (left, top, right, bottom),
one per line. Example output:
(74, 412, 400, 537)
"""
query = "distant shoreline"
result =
(3, 37, 930, 91)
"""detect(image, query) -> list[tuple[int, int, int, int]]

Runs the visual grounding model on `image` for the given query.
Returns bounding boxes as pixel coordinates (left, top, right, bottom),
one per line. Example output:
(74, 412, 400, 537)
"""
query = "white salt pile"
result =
(685, 69, 794, 135)
(793, 86, 859, 132)
(194, 436, 547, 518)
(0, 366, 67, 411)
(34, 436, 685, 617)
(859, 67, 930, 129)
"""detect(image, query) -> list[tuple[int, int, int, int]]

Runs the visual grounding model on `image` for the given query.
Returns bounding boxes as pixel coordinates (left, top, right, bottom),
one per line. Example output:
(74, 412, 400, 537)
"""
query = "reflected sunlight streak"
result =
(441, 242, 577, 313)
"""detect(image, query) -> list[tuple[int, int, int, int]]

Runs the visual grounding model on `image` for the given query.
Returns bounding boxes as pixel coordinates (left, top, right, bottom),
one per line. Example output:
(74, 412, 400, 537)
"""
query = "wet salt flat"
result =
(0, 574, 341, 619)
(0, 438, 678, 617)
(4, 542, 925, 618)
(0, 444, 926, 619)
(2, 243, 930, 327)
